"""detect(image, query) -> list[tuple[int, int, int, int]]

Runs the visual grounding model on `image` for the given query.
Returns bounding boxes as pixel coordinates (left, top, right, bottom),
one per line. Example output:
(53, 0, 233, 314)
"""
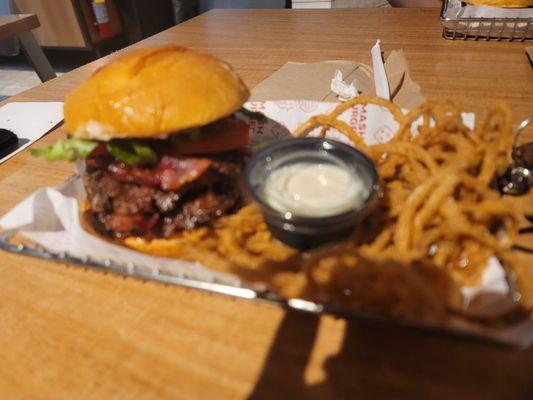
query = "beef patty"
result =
(83, 152, 245, 239)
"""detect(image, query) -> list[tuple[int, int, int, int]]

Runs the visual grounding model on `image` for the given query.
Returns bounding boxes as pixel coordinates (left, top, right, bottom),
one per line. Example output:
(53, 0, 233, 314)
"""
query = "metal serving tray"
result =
(0, 228, 529, 346)
(440, 0, 533, 41)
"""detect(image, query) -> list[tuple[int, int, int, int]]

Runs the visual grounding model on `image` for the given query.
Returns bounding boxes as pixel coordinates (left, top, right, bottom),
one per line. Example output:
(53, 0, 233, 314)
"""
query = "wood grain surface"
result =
(0, 13, 39, 41)
(0, 8, 532, 400)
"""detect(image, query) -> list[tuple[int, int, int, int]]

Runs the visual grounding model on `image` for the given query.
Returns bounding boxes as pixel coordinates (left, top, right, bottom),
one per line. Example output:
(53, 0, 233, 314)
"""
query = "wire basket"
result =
(440, 0, 533, 41)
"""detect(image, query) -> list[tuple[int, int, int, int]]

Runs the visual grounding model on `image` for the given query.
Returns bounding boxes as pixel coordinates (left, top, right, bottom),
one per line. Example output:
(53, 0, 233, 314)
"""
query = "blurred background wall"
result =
(197, 0, 287, 13)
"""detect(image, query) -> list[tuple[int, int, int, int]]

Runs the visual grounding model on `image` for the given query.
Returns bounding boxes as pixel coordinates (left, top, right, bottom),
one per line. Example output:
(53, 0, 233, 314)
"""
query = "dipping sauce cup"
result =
(245, 137, 381, 249)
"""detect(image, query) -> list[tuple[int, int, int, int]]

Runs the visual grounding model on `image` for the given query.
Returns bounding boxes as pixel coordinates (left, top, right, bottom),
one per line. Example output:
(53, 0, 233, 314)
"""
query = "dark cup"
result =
(0, 129, 19, 159)
(245, 137, 381, 249)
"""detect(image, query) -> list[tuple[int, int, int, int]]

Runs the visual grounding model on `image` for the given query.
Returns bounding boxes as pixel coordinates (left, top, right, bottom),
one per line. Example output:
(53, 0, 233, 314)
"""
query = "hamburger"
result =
(465, 0, 532, 7)
(32, 46, 251, 239)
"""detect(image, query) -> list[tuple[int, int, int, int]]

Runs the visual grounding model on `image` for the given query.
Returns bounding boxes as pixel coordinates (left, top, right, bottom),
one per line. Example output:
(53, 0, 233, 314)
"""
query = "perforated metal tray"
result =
(440, 0, 533, 41)
(0, 227, 530, 346)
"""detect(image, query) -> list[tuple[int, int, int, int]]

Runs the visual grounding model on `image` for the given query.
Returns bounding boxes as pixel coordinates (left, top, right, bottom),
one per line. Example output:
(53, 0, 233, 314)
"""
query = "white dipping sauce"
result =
(264, 162, 368, 217)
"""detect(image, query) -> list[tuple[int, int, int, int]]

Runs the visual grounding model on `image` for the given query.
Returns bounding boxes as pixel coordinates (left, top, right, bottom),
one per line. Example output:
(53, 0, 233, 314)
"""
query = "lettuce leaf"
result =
(106, 141, 157, 165)
(30, 138, 98, 161)
(31, 137, 158, 165)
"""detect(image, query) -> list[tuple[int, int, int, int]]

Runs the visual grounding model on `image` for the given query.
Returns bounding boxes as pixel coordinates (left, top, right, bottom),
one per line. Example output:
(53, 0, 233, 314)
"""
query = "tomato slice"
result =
(174, 118, 250, 155)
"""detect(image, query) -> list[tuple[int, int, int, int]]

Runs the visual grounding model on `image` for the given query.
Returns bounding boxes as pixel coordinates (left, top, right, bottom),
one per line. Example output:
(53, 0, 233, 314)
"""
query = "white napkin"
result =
(371, 40, 390, 100)
(330, 70, 358, 102)
(0, 102, 64, 164)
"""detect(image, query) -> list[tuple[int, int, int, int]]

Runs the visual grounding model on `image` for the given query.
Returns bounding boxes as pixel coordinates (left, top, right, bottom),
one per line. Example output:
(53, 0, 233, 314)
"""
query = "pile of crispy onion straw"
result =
(127, 96, 530, 322)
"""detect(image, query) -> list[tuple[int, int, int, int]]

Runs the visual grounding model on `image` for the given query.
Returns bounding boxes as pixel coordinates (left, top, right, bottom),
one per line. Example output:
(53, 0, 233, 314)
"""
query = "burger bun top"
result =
(64, 46, 250, 141)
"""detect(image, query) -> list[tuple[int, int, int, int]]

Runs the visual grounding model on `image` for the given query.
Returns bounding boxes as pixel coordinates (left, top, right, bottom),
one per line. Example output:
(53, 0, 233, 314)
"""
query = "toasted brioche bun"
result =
(64, 46, 250, 141)
(466, 0, 532, 7)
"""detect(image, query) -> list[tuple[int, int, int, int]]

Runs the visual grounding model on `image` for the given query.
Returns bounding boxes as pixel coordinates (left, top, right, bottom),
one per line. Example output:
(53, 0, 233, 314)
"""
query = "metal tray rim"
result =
(0, 228, 528, 347)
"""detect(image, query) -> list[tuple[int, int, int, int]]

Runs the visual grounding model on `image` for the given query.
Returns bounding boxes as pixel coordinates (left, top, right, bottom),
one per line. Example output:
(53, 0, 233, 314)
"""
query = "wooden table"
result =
(0, 13, 55, 82)
(0, 14, 38, 40)
(0, 8, 532, 399)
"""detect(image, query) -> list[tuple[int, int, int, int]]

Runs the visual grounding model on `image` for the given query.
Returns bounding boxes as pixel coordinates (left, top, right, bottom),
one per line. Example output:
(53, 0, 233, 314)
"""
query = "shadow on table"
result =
(248, 311, 533, 400)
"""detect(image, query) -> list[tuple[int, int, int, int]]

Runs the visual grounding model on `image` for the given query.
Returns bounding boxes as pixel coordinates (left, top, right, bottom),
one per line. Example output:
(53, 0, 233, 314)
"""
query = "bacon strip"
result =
(156, 156, 212, 190)
(107, 155, 212, 191)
